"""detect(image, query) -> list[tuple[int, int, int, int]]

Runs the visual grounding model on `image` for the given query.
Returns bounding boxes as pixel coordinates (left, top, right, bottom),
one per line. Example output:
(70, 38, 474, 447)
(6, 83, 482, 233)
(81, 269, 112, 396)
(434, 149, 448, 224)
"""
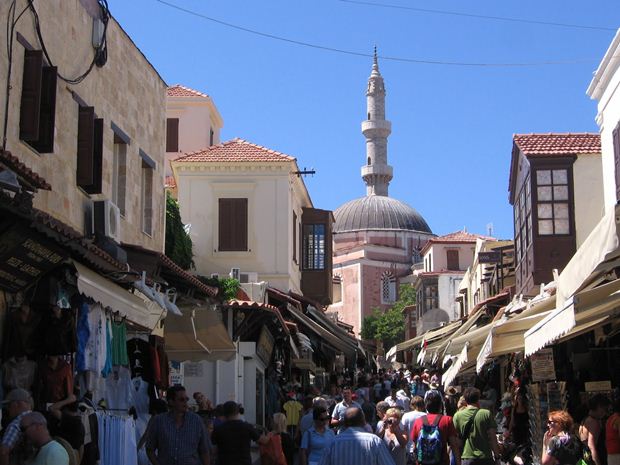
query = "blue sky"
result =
(109, 0, 619, 239)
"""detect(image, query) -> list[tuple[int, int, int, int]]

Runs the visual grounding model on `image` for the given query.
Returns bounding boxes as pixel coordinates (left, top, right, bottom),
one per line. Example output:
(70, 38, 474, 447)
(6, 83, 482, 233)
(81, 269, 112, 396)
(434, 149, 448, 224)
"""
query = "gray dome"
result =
(334, 195, 432, 233)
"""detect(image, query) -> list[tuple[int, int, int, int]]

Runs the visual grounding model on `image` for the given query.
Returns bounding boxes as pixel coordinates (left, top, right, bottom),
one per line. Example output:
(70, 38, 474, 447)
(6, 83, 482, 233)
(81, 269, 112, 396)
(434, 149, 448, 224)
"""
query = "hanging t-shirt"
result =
(84, 304, 107, 374)
(283, 400, 303, 427)
(131, 377, 150, 418)
(41, 358, 73, 403)
(111, 321, 129, 366)
(101, 318, 113, 378)
(42, 310, 76, 356)
(104, 366, 133, 412)
(2, 357, 37, 392)
(76, 301, 90, 372)
(127, 338, 153, 384)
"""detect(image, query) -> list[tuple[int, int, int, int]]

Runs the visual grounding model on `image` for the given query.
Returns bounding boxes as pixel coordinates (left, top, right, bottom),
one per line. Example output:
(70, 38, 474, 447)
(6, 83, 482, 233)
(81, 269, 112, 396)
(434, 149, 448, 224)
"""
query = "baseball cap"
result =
(2, 388, 33, 405)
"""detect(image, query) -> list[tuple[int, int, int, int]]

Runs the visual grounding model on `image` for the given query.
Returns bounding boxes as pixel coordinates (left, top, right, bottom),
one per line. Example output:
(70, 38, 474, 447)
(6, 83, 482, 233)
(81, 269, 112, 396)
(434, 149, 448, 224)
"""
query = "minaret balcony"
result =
(361, 164, 393, 178)
(361, 120, 392, 138)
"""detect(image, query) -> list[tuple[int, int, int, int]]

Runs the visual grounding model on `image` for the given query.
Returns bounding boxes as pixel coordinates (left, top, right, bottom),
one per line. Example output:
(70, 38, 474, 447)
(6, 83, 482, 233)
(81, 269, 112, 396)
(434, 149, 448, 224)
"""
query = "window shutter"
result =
(19, 50, 43, 141)
(293, 212, 297, 262)
(76, 106, 95, 188)
(30, 66, 57, 153)
(614, 126, 620, 202)
(218, 198, 248, 251)
(447, 250, 459, 270)
(166, 118, 179, 152)
(84, 118, 104, 194)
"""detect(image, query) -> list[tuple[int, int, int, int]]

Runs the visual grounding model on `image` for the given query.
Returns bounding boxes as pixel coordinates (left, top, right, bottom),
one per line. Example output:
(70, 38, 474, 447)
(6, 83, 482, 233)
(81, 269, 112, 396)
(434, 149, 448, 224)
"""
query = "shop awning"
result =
(525, 277, 620, 356)
(74, 261, 164, 330)
(556, 204, 620, 310)
(391, 319, 463, 355)
(165, 307, 236, 362)
(286, 303, 357, 357)
(417, 321, 464, 364)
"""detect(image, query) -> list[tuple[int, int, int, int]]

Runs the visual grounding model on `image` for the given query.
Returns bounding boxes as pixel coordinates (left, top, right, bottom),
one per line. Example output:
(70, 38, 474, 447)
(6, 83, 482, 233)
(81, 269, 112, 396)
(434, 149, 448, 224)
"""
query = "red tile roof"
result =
(0, 150, 51, 190)
(166, 84, 209, 98)
(173, 138, 296, 163)
(513, 133, 601, 156)
(421, 230, 495, 254)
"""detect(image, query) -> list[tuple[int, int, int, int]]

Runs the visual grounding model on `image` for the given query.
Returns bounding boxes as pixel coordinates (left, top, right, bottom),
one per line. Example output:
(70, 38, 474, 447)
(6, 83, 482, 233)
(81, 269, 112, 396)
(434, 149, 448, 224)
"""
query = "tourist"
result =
(319, 407, 395, 465)
(542, 410, 582, 465)
(300, 406, 335, 465)
(401, 395, 426, 463)
(0, 388, 34, 465)
(579, 394, 611, 465)
(19, 412, 69, 465)
(377, 407, 408, 465)
(211, 400, 268, 465)
(272, 413, 295, 465)
(606, 399, 620, 465)
(411, 390, 460, 465)
(146, 385, 211, 465)
(453, 387, 501, 465)
(331, 386, 361, 433)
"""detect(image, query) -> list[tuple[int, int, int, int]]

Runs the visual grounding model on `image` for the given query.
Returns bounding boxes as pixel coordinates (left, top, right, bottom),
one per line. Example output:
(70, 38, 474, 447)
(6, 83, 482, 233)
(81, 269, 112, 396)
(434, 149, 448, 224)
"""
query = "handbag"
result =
(259, 433, 287, 465)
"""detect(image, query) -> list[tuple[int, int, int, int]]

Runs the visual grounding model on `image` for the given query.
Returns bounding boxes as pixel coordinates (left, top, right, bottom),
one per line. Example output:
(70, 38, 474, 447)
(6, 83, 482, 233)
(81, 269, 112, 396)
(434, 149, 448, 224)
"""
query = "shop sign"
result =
(584, 381, 612, 392)
(478, 251, 501, 264)
(530, 348, 556, 382)
(170, 361, 184, 386)
(0, 224, 66, 292)
(184, 362, 203, 378)
(256, 326, 275, 366)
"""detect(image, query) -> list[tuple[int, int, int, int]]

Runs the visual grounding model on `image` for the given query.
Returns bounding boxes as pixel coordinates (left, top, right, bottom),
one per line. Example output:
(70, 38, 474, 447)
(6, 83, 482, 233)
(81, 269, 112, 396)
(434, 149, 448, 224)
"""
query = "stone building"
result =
(0, 0, 167, 252)
(328, 53, 434, 336)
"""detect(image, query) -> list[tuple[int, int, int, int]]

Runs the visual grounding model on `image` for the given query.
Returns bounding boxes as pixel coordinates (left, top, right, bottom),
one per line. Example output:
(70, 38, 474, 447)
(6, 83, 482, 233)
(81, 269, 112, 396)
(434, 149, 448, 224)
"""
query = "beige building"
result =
(0, 0, 167, 253)
(171, 138, 333, 300)
(165, 84, 224, 177)
(412, 231, 493, 334)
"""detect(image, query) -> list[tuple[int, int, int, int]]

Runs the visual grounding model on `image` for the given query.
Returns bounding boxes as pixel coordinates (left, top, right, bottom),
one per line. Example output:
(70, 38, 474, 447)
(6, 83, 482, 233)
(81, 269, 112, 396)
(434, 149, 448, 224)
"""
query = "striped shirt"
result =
(319, 427, 396, 465)
(1, 410, 31, 448)
(146, 411, 210, 465)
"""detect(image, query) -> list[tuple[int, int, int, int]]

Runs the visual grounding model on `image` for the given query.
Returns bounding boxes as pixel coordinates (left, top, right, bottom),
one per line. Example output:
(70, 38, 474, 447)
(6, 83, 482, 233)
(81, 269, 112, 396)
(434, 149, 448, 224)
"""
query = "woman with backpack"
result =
(411, 390, 461, 465)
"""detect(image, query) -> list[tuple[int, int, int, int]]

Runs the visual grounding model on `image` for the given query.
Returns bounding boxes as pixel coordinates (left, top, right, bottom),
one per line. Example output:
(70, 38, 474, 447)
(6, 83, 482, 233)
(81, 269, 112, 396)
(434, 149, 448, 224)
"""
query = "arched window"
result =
(381, 271, 396, 304)
(367, 157, 371, 166)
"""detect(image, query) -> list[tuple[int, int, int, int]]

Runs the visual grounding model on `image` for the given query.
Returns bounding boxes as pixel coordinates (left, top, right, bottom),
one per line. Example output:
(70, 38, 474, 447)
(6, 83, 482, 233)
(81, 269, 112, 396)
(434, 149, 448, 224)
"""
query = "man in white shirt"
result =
(331, 387, 361, 433)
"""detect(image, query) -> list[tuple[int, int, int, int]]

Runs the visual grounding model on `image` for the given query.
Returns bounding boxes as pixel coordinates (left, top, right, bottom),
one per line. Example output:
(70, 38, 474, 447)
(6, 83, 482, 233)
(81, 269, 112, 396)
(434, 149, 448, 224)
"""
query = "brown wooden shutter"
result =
(30, 65, 57, 153)
(293, 211, 297, 263)
(19, 50, 43, 141)
(166, 118, 179, 152)
(76, 106, 95, 188)
(218, 198, 248, 251)
(447, 249, 459, 270)
(614, 125, 620, 202)
(84, 118, 104, 194)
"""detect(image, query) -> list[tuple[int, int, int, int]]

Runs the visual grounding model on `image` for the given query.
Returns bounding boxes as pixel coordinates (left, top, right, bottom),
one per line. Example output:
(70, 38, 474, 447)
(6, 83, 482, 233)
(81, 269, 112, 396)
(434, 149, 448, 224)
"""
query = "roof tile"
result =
(167, 84, 210, 98)
(0, 150, 50, 190)
(173, 138, 296, 163)
(513, 133, 601, 156)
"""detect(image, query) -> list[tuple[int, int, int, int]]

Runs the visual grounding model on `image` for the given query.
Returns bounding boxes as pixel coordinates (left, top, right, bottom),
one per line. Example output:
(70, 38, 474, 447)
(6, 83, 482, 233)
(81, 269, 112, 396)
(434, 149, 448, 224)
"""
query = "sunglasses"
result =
(547, 420, 557, 426)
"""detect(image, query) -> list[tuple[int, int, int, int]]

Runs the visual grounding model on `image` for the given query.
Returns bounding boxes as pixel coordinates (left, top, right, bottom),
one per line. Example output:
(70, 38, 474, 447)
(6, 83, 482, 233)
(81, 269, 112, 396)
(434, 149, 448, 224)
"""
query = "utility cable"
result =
(338, 0, 617, 32)
(155, 0, 601, 67)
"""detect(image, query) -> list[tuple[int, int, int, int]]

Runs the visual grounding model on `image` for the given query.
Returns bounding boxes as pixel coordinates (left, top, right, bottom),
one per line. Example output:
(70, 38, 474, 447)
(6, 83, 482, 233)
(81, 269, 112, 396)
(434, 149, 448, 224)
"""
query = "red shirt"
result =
(41, 358, 73, 403)
(607, 413, 620, 454)
(411, 414, 457, 465)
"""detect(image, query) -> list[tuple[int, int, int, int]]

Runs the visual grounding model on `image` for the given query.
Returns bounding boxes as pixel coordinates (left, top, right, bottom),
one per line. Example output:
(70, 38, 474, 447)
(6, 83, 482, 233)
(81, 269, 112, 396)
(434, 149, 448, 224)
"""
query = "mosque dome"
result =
(333, 195, 432, 233)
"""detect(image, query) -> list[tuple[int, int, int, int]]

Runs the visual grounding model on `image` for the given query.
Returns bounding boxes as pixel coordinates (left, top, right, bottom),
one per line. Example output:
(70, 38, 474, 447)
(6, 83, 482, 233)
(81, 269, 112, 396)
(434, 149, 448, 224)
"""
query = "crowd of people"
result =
(2, 366, 618, 465)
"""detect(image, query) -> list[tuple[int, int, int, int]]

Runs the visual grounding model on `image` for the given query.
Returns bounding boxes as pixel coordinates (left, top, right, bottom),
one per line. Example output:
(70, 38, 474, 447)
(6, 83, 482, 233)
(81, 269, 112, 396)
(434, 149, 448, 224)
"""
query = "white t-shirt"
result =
(401, 411, 426, 453)
(31, 440, 69, 465)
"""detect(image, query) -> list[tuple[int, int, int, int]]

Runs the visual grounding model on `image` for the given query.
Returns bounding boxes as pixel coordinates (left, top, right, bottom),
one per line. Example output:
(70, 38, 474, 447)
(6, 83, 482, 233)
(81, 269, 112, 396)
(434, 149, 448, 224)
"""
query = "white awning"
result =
(525, 278, 620, 356)
(165, 307, 236, 362)
(74, 261, 164, 330)
(443, 344, 469, 387)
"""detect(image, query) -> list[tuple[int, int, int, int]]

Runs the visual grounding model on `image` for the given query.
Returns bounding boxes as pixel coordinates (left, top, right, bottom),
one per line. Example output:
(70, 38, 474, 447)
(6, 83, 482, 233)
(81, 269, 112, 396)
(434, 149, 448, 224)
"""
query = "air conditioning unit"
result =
(93, 200, 121, 243)
(210, 273, 220, 279)
(239, 272, 258, 284)
(229, 267, 240, 281)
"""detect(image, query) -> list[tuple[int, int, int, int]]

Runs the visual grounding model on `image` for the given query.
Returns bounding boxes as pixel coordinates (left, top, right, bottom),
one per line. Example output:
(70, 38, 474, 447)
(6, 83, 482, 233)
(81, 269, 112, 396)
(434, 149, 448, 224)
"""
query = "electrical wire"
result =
(154, 0, 601, 67)
(338, 0, 617, 32)
(27, 0, 110, 85)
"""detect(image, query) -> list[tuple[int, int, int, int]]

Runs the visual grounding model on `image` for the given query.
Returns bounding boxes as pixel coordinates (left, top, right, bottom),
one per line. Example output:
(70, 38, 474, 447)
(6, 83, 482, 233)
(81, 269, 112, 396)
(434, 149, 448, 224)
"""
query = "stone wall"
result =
(0, 0, 167, 251)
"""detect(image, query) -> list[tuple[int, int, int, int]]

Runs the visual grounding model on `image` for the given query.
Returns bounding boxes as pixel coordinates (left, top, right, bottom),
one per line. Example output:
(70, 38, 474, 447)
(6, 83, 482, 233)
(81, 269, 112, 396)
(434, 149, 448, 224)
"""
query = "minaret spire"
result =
(361, 49, 393, 196)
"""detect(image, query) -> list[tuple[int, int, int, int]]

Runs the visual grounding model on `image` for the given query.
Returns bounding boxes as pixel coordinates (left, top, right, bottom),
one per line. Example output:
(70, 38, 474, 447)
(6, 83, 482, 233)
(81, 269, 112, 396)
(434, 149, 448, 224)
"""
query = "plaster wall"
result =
(173, 162, 309, 293)
(423, 243, 476, 272)
(573, 154, 604, 247)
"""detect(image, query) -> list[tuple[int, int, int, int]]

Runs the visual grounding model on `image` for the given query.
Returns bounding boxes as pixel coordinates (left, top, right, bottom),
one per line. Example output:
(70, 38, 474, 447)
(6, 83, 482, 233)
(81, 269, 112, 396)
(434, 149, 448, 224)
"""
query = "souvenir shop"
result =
(0, 210, 178, 465)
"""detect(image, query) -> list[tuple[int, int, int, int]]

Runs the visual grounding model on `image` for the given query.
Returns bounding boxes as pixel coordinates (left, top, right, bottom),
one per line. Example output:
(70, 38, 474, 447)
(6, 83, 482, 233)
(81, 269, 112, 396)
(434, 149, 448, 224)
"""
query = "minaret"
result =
(361, 47, 393, 196)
